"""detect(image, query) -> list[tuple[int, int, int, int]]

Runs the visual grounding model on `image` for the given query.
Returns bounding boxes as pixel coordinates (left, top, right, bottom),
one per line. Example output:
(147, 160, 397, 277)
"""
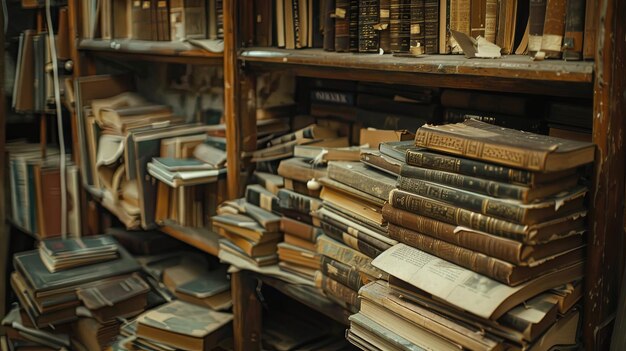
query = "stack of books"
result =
(347, 120, 595, 350)
(39, 235, 119, 272)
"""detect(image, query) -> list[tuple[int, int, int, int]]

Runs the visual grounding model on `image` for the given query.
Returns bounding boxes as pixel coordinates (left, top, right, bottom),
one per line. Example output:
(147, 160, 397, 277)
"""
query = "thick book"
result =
(379, 140, 415, 161)
(77, 274, 149, 323)
(253, 171, 284, 194)
(389, 0, 411, 52)
(276, 188, 322, 215)
(319, 176, 386, 207)
(405, 148, 577, 186)
(245, 184, 280, 213)
(316, 206, 395, 246)
(323, 0, 336, 50)
(540, 0, 567, 58)
(388, 189, 587, 243)
(384, 205, 585, 263)
(373, 243, 585, 320)
(218, 229, 279, 257)
(320, 256, 364, 291)
(396, 177, 586, 224)
(212, 214, 281, 243)
(254, 0, 273, 46)
(360, 150, 403, 176)
(280, 217, 322, 242)
(409, 0, 425, 53)
(386, 224, 585, 285)
(528, 0, 547, 55)
(277, 157, 328, 183)
(328, 161, 397, 201)
(423, 0, 438, 53)
(484, 0, 497, 43)
(316, 235, 388, 280)
(348, 314, 428, 351)
(136, 300, 232, 351)
(562, 0, 585, 60)
(284, 233, 317, 251)
(414, 120, 595, 172)
(314, 271, 360, 308)
(321, 221, 385, 258)
(335, 0, 351, 51)
(399, 165, 580, 203)
(320, 186, 385, 226)
(349, 0, 360, 51)
(358, 0, 380, 52)
(278, 242, 320, 269)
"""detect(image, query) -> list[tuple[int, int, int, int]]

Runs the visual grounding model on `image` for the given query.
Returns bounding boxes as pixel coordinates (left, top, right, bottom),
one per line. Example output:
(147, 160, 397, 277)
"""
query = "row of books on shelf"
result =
(83, 0, 224, 42)
(253, 0, 594, 59)
(210, 118, 593, 350)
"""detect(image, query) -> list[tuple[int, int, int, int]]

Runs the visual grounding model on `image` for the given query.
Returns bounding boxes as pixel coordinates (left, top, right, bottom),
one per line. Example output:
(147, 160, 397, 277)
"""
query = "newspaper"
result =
(372, 244, 583, 320)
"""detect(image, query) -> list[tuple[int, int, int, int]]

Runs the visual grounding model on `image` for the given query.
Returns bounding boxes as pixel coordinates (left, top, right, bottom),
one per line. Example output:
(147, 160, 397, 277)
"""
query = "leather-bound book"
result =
(314, 271, 360, 308)
(358, 0, 380, 52)
(320, 256, 364, 291)
(409, 0, 425, 52)
(335, 0, 351, 51)
(540, 0, 567, 58)
(323, 0, 336, 50)
(423, 0, 438, 53)
(327, 161, 396, 201)
(77, 274, 150, 323)
(378, 0, 391, 52)
(349, 0, 360, 51)
(484, 0, 497, 42)
(390, 0, 411, 52)
(562, 0, 585, 60)
(254, 0, 272, 46)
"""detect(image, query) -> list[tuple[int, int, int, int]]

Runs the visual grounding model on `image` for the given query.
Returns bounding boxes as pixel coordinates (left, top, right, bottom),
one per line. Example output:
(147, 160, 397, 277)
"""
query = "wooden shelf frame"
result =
(159, 220, 221, 256)
(78, 39, 224, 65)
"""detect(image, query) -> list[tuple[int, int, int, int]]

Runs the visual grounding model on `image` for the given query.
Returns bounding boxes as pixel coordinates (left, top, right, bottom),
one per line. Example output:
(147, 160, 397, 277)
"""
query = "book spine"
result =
(389, 0, 409, 52)
(328, 164, 394, 200)
(470, 0, 486, 38)
(315, 272, 360, 307)
(389, 189, 528, 241)
(358, 0, 380, 52)
(443, 108, 543, 132)
(413, 128, 549, 171)
(280, 218, 320, 241)
(335, 0, 351, 51)
(321, 215, 392, 250)
(582, 0, 595, 59)
(484, 0, 497, 43)
(292, 0, 302, 48)
(528, 0, 547, 55)
(277, 189, 322, 215)
(452, 0, 470, 35)
(254, 0, 272, 46)
(245, 188, 280, 213)
(409, 0, 424, 52)
(405, 149, 534, 184)
(316, 236, 388, 279)
(320, 255, 364, 291)
(324, 0, 336, 50)
(439, 0, 450, 53)
(396, 177, 527, 223)
(378, 0, 391, 52)
(540, 0, 567, 58)
(360, 152, 401, 175)
(562, 0, 585, 60)
(387, 224, 516, 284)
(321, 222, 382, 258)
(399, 165, 527, 201)
(423, 0, 438, 53)
(349, 0, 360, 51)
(383, 206, 524, 264)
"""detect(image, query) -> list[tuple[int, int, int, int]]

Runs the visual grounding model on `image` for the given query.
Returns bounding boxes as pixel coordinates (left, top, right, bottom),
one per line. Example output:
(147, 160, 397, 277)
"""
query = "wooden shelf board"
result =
(239, 47, 593, 82)
(159, 220, 220, 256)
(257, 273, 351, 325)
(79, 39, 223, 65)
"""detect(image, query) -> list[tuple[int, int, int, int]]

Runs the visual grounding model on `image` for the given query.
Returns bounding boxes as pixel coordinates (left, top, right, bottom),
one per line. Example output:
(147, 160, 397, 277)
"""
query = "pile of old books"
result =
(347, 120, 595, 350)
(39, 235, 119, 272)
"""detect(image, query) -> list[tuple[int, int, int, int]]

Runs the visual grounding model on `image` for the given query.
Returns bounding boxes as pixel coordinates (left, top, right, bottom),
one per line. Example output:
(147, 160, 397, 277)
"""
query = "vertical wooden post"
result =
(223, 0, 240, 199)
(231, 270, 262, 351)
(0, 0, 7, 320)
(586, 0, 626, 349)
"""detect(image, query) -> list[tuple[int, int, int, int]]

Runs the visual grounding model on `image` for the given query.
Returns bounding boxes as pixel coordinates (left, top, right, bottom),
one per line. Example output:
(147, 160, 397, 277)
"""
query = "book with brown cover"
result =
(320, 256, 364, 291)
(423, 0, 437, 53)
(414, 120, 595, 171)
(384, 205, 585, 262)
(360, 150, 403, 176)
(34, 163, 61, 238)
(378, 0, 391, 52)
(277, 157, 329, 183)
(409, 0, 425, 53)
(390, 0, 410, 52)
(314, 271, 360, 308)
(328, 161, 396, 201)
(323, 0, 336, 50)
(335, 0, 351, 51)
(386, 224, 585, 285)
(255, 0, 273, 46)
(316, 235, 388, 280)
(540, 0, 567, 58)
(358, 0, 380, 52)
(278, 243, 321, 269)
(280, 217, 322, 242)
(470, 0, 486, 38)
(349, 0, 360, 51)
(388, 189, 587, 243)
(562, 0, 585, 60)
(284, 233, 317, 251)
(321, 221, 384, 258)
(438, 0, 450, 53)
(484, 0, 497, 42)
(582, 0, 595, 59)
(77, 274, 149, 323)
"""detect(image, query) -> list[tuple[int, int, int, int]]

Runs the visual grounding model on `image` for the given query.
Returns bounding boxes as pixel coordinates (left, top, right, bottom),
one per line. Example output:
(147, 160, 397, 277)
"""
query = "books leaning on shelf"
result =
(252, 0, 592, 59)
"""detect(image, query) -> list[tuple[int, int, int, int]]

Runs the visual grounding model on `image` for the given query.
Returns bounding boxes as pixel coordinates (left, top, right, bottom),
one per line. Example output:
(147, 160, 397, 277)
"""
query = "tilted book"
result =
(328, 161, 397, 201)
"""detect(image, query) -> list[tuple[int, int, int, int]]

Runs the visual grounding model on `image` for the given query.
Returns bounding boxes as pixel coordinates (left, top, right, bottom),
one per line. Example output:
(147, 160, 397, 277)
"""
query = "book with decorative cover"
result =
(409, 0, 425, 52)
(358, 0, 380, 52)
(390, 0, 410, 52)
(423, 0, 439, 53)
(335, 0, 351, 51)
(328, 161, 397, 201)
(316, 235, 388, 280)
(414, 120, 595, 171)
(349, 0, 360, 51)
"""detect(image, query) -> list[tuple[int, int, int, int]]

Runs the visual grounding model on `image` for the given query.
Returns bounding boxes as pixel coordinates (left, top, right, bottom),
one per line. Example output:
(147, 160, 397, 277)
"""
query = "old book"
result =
(399, 165, 579, 203)
(396, 177, 586, 224)
(405, 148, 577, 186)
(280, 217, 322, 242)
(218, 229, 280, 257)
(284, 233, 317, 251)
(359, 281, 501, 350)
(212, 214, 281, 243)
(582, 0, 595, 59)
(440, 89, 531, 116)
(277, 188, 322, 214)
(253, 171, 284, 194)
(384, 206, 585, 262)
(349, 0, 360, 51)
(316, 206, 394, 245)
(499, 293, 559, 341)
(548, 280, 582, 313)
(438, 0, 450, 54)
(495, 0, 518, 54)
(389, 0, 410, 52)
(358, 0, 380, 52)
(321, 221, 385, 258)
(562, 0, 585, 60)
(348, 313, 437, 351)
(360, 150, 403, 176)
(278, 261, 317, 279)
(294, 145, 361, 163)
(33, 163, 62, 238)
(316, 235, 388, 280)
(319, 177, 385, 207)
(378, 0, 392, 52)
(284, 178, 321, 198)
(378, 140, 415, 161)
(77, 274, 149, 322)
(540, 0, 567, 58)
(387, 224, 585, 285)
(374, 244, 585, 320)
(254, 0, 273, 46)
(245, 184, 280, 213)
(39, 236, 119, 272)
(314, 271, 359, 308)
(484, 0, 497, 42)
(414, 120, 595, 172)
(335, 0, 351, 51)
(175, 269, 232, 311)
(470, 0, 486, 38)
(320, 256, 364, 291)
(320, 186, 385, 226)
(422, 0, 437, 53)
(388, 189, 587, 242)
(136, 300, 232, 351)
(323, 0, 336, 50)
(408, 0, 424, 53)
(277, 157, 329, 183)
(278, 243, 321, 269)
(328, 161, 397, 201)
(528, 0, 547, 55)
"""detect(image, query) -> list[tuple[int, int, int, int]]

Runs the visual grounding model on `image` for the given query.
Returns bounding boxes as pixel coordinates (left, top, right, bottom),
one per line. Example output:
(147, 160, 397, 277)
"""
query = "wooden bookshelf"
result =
(159, 220, 221, 256)
(79, 39, 224, 65)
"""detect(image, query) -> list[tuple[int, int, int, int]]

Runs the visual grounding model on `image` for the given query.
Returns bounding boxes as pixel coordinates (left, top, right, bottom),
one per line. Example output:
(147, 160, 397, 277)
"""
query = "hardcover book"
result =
(328, 161, 397, 201)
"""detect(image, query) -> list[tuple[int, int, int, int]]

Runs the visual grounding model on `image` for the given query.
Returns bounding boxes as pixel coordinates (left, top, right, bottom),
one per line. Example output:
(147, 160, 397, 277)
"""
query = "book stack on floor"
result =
(347, 120, 595, 350)
(6, 142, 81, 238)
(6, 236, 145, 350)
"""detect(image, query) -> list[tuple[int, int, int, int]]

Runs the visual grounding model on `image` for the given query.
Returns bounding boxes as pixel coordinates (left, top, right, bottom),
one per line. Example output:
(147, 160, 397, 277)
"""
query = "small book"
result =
(136, 300, 233, 351)
(77, 274, 150, 323)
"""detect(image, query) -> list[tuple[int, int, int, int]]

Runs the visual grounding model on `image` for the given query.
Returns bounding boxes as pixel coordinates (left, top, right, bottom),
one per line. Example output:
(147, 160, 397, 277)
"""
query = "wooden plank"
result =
(240, 48, 594, 83)
(159, 220, 220, 257)
(224, 0, 240, 199)
(586, 0, 626, 349)
(231, 270, 263, 351)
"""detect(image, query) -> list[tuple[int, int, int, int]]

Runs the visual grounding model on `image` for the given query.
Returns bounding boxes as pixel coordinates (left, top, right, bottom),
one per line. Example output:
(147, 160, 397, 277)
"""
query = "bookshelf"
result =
(159, 219, 221, 256)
